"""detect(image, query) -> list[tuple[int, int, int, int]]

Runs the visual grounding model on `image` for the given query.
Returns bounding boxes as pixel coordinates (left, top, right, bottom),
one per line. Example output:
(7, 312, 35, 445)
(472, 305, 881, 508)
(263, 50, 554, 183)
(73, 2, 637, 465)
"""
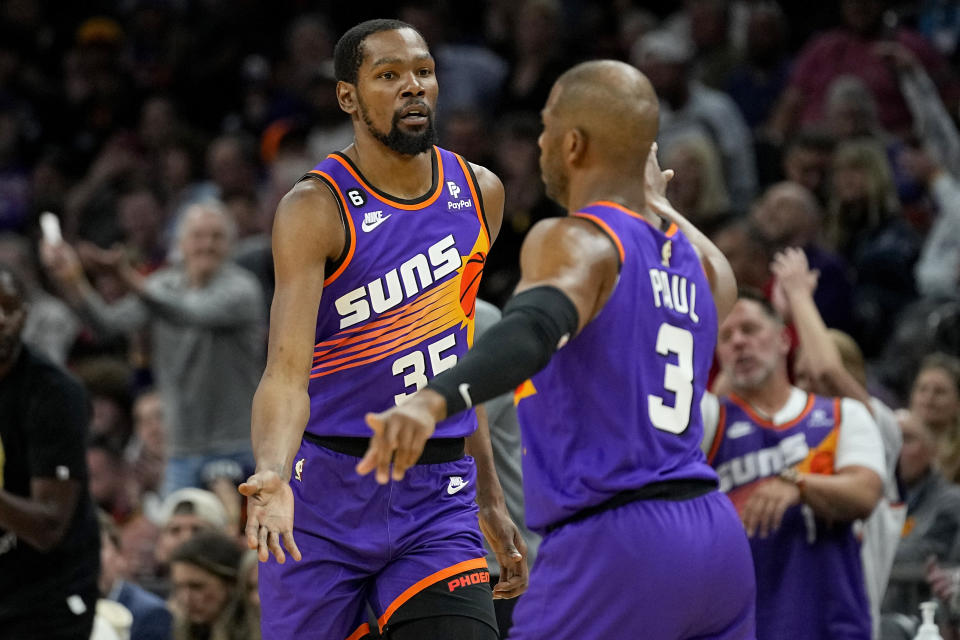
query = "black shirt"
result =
(0, 346, 100, 620)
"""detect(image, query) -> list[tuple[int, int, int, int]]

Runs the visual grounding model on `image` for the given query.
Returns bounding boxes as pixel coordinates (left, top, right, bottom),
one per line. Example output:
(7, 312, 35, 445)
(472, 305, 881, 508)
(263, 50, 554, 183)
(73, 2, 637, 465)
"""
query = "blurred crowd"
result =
(1, 0, 960, 637)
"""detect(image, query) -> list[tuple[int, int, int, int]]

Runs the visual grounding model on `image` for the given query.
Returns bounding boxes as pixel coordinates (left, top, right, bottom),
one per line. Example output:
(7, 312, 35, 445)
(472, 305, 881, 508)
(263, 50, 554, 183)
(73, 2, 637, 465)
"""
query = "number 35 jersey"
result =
(303, 146, 490, 439)
(515, 201, 719, 532)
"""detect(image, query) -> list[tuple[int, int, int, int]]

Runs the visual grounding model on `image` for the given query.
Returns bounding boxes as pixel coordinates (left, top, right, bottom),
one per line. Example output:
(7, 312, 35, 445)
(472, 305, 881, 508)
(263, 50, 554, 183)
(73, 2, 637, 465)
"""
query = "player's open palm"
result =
(239, 470, 302, 564)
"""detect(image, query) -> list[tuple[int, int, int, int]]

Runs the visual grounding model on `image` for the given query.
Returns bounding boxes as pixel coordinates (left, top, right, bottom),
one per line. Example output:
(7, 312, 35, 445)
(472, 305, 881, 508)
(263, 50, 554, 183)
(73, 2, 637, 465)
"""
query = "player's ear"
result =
(564, 127, 586, 167)
(337, 81, 358, 115)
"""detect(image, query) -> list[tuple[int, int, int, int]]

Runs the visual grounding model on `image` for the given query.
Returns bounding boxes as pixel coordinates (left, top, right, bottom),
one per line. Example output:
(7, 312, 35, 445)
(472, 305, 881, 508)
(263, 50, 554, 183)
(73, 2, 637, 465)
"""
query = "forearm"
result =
(0, 490, 69, 551)
(136, 278, 257, 328)
(250, 376, 311, 478)
(785, 289, 869, 404)
(799, 471, 881, 522)
(465, 405, 507, 511)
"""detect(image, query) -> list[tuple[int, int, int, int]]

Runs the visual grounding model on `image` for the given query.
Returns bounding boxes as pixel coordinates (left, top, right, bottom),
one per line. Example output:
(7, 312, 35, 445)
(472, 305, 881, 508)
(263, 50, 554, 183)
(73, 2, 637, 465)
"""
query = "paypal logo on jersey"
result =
(446, 181, 461, 199)
(334, 234, 462, 329)
(446, 180, 473, 211)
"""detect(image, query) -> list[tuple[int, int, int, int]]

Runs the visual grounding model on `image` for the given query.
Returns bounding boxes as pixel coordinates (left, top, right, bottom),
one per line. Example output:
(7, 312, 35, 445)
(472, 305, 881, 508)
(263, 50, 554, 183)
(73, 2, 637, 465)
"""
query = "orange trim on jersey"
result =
(308, 169, 357, 287)
(312, 306, 462, 371)
(311, 310, 462, 377)
(377, 558, 488, 630)
(329, 148, 445, 210)
(454, 154, 490, 246)
(590, 199, 670, 233)
(727, 392, 817, 431)
(834, 397, 842, 427)
(665, 223, 678, 237)
(572, 213, 625, 263)
(345, 623, 370, 640)
(706, 403, 727, 465)
(314, 294, 454, 362)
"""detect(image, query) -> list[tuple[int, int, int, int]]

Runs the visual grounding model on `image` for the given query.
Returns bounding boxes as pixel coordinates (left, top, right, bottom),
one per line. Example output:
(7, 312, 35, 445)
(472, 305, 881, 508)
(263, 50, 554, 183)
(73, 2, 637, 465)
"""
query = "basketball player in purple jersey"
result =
(239, 20, 526, 640)
(359, 60, 757, 639)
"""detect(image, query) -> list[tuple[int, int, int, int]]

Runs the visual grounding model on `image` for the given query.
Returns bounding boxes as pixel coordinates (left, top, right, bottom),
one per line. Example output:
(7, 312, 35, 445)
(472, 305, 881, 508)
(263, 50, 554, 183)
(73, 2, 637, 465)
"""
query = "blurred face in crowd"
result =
(783, 146, 831, 201)
(717, 299, 790, 391)
(87, 447, 124, 508)
(99, 529, 128, 595)
(910, 367, 960, 432)
(751, 183, 819, 247)
(0, 272, 25, 366)
(898, 410, 936, 486)
(179, 206, 233, 285)
(118, 190, 164, 251)
(156, 512, 215, 566)
(832, 163, 870, 204)
(133, 392, 166, 456)
(664, 146, 705, 215)
(711, 224, 769, 290)
(346, 28, 438, 156)
(171, 562, 232, 626)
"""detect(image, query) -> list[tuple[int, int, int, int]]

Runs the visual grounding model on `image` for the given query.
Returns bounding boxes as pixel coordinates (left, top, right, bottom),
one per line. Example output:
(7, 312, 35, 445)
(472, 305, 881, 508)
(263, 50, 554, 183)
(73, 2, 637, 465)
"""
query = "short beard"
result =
(359, 97, 437, 156)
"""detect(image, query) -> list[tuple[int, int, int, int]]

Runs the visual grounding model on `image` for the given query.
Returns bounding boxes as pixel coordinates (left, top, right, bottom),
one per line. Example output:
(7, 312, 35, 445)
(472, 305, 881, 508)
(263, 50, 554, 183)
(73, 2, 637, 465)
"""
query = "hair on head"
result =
(334, 19, 422, 85)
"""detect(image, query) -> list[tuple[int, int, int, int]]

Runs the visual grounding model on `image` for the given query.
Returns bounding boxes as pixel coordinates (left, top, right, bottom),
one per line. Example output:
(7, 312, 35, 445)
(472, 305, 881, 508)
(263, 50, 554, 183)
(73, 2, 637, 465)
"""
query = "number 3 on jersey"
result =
(648, 323, 694, 434)
(391, 334, 458, 405)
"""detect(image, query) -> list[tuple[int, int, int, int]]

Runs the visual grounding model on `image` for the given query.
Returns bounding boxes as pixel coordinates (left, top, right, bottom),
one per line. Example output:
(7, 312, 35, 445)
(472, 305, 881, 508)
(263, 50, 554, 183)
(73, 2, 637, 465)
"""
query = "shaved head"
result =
(539, 60, 660, 207)
(552, 60, 659, 167)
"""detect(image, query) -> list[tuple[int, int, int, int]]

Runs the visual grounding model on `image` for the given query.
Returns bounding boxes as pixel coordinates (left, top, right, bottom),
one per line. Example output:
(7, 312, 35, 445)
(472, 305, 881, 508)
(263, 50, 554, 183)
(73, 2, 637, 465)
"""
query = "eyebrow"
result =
(370, 53, 433, 67)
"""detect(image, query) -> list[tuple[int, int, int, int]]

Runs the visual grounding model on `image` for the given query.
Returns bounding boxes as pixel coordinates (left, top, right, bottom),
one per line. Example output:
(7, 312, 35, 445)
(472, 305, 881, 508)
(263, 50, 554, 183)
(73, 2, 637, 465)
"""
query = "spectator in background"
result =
(480, 112, 562, 307)
(726, 2, 792, 132)
(98, 510, 172, 640)
(0, 265, 101, 639)
(882, 409, 960, 619)
(632, 28, 757, 213)
(702, 291, 885, 640)
(0, 232, 79, 364)
(661, 131, 731, 227)
(153, 488, 231, 598)
(169, 531, 254, 640)
(42, 201, 264, 494)
(827, 138, 920, 356)
(709, 215, 771, 292)
(899, 144, 960, 299)
(88, 434, 138, 525)
(498, 0, 572, 115)
(770, 247, 904, 639)
(127, 389, 168, 516)
(782, 130, 836, 205)
(909, 353, 960, 483)
(115, 185, 168, 273)
(769, 0, 958, 140)
(752, 182, 854, 332)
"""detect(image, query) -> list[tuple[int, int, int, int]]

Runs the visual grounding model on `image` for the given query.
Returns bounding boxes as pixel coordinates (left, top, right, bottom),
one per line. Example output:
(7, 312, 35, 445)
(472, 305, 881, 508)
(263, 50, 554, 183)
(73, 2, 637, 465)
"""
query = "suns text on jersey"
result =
(334, 234, 462, 329)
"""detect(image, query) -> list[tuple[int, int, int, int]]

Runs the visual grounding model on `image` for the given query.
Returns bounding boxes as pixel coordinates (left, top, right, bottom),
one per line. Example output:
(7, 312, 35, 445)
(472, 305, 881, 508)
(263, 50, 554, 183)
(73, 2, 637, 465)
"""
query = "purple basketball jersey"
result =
(305, 146, 489, 439)
(515, 201, 719, 532)
(708, 393, 871, 640)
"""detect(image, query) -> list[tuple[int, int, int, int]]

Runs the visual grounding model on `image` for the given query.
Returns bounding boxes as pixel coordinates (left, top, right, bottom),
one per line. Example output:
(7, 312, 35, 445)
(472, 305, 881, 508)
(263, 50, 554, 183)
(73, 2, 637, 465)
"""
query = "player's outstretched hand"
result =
(239, 470, 302, 564)
(358, 390, 443, 484)
(740, 475, 802, 539)
(643, 142, 675, 205)
(479, 506, 529, 599)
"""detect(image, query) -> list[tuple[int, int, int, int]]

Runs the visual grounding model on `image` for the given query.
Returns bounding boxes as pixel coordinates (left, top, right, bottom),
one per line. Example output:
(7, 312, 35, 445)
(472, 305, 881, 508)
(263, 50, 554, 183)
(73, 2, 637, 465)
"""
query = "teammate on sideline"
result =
(359, 60, 757, 640)
(239, 19, 525, 640)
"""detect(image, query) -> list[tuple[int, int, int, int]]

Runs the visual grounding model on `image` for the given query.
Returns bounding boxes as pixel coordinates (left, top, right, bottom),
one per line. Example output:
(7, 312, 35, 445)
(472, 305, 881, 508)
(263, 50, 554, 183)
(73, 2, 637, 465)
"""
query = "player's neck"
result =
(346, 138, 435, 200)
(733, 376, 793, 417)
(566, 170, 656, 225)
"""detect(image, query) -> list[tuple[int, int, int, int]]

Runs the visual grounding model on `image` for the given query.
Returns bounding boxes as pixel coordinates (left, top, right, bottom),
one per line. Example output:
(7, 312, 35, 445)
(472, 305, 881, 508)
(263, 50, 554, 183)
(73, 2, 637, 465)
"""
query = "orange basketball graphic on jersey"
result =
(459, 251, 485, 320)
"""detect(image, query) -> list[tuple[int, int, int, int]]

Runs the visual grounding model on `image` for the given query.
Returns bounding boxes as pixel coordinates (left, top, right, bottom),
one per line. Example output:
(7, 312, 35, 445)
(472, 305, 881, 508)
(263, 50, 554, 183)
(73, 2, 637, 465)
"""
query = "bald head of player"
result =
(539, 60, 660, 215)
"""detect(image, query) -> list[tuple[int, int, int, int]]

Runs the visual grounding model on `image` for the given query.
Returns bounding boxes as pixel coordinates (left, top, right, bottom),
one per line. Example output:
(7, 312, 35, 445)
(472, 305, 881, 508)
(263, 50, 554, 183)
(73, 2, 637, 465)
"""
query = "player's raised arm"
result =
(238, 179, 344, 563)
(643, 144, 737, 324)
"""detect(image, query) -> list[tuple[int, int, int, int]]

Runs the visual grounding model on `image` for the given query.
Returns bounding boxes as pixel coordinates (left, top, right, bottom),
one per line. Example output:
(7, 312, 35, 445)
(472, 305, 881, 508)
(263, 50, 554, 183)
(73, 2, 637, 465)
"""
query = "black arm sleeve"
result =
(426, 286, 579, 417)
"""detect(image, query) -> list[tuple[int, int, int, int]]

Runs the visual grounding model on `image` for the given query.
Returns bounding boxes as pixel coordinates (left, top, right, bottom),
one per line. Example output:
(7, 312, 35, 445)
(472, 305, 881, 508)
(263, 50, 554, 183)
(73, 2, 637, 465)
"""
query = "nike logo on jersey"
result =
(361, 211, 391, 232)
(727, 421, 754, 439)
(447, 476, 470, 495)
